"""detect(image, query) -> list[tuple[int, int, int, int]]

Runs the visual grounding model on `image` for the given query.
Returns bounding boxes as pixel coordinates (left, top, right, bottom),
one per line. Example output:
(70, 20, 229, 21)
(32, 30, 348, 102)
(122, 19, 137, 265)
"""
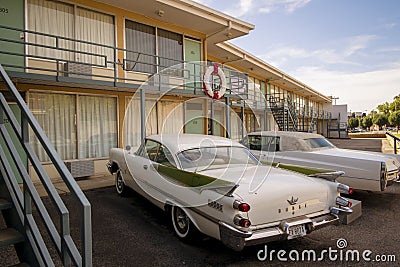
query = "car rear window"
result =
(304, 138, 334, 149)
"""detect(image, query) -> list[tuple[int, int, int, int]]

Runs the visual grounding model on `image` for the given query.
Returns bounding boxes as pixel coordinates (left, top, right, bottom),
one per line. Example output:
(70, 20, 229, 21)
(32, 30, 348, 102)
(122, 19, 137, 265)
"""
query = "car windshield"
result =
(304, 138, 334, 149)
(176, 146, 259, 171)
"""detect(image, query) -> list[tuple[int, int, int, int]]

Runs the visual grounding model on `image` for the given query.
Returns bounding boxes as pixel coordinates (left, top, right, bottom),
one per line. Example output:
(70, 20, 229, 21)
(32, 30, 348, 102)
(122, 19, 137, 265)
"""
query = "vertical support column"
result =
(225, 97, 230, 138)
(140, 89, 146, 144)
(209, 99, 214, 135)
(264, 109, 267, 131)
(241, 100, 245, 141)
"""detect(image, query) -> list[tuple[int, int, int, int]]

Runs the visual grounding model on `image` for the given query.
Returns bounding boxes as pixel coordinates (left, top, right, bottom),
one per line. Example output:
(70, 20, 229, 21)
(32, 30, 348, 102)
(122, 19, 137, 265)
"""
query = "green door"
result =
(0, 0, 25, 71)
(184, 39, 201, 90)
(185, 102, 204, 134)
(0, 103, 27, 183)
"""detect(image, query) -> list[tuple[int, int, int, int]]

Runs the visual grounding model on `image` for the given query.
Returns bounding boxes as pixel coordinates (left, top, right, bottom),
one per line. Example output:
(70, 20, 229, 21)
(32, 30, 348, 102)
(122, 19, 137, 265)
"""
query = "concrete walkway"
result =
(34, 174, 114, 197)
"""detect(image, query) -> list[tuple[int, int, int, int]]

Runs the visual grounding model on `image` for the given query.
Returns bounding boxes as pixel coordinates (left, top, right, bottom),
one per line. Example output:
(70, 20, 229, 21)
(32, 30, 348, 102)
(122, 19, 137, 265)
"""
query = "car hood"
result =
(310, 148, 400, 171)
(198, 165, 332, 226)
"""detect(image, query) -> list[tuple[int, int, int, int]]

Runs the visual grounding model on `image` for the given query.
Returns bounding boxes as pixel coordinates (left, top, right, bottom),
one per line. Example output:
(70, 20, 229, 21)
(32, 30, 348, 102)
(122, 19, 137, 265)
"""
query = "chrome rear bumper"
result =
(219, 207, 350, 251)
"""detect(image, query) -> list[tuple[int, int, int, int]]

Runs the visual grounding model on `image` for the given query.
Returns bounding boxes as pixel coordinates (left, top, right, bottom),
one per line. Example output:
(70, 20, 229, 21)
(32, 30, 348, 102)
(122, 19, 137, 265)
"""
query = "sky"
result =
(194, 0, 400, 112)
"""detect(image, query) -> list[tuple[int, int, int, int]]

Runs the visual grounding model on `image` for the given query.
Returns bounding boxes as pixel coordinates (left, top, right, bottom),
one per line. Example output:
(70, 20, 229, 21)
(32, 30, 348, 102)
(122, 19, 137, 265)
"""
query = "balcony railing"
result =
(0, 25, 248, 99)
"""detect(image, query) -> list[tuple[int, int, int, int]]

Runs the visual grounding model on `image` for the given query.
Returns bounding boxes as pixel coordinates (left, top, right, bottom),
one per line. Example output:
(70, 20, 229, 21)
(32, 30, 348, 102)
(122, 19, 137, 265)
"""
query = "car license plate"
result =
(288, 224, 306, 240)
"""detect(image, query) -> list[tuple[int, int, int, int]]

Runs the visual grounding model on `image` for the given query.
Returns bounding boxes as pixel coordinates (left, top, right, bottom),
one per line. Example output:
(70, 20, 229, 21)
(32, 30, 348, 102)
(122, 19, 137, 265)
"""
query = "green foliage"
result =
(389, 95, 400, 112)
(348, 117, 359, 129)
(362, 116, 373, 129)
(377, 102, 391, 114)
(388, 111, 400, 129)
(372, 113, 388, 128)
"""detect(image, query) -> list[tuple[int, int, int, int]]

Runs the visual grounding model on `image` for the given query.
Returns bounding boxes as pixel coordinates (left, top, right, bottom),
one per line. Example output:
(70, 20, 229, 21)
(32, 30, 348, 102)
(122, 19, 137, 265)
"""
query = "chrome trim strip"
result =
(219, 221, 252, 238)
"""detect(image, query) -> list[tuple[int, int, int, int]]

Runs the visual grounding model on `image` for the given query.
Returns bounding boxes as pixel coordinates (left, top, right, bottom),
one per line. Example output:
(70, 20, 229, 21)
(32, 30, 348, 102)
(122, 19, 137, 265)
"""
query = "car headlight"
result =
(381, 162, 387, 176)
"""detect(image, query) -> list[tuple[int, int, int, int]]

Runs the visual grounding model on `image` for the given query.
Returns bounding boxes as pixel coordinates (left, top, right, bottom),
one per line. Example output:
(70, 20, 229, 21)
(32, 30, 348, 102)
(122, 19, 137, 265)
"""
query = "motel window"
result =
(27, 0, 115, 66)
(125, 21, 156, 73)
(77, 95, 118, 159)
(124, 97, 184, 148)
(125, 20, 186, 74)
(157, 29, 183, 70)
(29, 92, 117, 162)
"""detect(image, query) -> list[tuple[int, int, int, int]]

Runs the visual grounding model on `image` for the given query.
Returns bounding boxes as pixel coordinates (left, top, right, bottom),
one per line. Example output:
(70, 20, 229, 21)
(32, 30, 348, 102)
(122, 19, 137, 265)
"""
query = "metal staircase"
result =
(268, 94, 298, 131)
(0, 64, 92, 266)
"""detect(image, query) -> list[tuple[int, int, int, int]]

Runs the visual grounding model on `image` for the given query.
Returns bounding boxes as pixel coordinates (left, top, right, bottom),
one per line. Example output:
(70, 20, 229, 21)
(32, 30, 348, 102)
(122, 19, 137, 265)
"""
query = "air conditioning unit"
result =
(64, 62, 92, 79)
(65, 160, 94, 178)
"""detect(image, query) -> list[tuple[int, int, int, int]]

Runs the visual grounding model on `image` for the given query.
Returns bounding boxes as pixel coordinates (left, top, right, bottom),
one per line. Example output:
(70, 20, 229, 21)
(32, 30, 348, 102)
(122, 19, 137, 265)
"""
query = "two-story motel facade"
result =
(0, 0, 334, 179)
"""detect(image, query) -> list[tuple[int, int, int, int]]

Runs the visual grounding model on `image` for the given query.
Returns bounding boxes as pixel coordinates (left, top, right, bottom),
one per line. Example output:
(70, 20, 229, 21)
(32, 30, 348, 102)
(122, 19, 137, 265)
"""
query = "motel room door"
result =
(0, 0, 25, 71)
(184, 38, 201, 90)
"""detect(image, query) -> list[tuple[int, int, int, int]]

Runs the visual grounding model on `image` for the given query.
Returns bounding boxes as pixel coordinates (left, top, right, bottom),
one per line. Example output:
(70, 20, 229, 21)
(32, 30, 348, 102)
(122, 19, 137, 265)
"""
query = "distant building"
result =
(328, 105, 348, 138)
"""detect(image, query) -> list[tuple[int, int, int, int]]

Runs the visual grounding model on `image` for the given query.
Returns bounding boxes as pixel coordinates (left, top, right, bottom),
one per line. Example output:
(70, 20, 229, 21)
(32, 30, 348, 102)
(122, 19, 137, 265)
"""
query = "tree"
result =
(372, 113, 388, 129)
(377, 102, 390, 115)
(389, 94, 400, 112)
(348, 117, 359, 129)
(388, 111, 400, 131)
(362, 116, 373, 130)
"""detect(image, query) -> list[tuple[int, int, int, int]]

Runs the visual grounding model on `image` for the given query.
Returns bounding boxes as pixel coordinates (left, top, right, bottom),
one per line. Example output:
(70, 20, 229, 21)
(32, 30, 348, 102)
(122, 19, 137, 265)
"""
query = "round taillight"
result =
(239, 218, 251, 228)
(238, 203, 251, 212)
(347, 201, 352, 208)
(348, 187, 354, 195)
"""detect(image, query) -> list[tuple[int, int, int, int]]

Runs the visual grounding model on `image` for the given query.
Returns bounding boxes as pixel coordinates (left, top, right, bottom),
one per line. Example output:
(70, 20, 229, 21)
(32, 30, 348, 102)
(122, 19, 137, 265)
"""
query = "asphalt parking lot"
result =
(21, 182, 399, 267)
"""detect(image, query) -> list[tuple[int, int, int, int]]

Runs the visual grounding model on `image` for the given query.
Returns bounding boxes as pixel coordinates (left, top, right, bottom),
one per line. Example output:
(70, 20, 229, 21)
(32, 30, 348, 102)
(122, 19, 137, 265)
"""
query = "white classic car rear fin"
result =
(308, 171, 345, 182)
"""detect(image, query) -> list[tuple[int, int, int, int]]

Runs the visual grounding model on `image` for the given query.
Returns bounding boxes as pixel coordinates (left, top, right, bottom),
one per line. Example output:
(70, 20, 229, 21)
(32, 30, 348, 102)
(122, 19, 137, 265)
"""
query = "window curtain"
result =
(123, 97, 157, 148)
(158, 101, 184, 134)
(125, 20, 156, 73)
(29, 92, 76, 161)
(157, 29, 183, 70)
(78, 96, 117, 158)
(76, 8, 114, 66)
(124, 97, 141, 148)
(230, 111, 242, 142)
(27, 0, 74, 61)
(146, 99, 158, 136)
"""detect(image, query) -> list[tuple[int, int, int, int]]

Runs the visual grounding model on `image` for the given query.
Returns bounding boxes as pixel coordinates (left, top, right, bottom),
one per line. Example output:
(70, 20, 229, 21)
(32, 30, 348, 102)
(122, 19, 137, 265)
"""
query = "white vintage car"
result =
(244, 131, 400, 192)
(107, 134, 352, 251)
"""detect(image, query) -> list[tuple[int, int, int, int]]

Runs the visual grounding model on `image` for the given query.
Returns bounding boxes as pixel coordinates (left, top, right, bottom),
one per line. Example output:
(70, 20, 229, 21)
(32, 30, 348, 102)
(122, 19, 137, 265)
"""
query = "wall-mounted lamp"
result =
(157, 10, 165, 17)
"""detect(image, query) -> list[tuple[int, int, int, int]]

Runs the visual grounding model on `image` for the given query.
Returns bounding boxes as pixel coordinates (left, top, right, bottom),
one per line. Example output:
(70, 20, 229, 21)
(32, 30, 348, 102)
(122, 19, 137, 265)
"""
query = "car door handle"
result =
(143, 165, 148, 170)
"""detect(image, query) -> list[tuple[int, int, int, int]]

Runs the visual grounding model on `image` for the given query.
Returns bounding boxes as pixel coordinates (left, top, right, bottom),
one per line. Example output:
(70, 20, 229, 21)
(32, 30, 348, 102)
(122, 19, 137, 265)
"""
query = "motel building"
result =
(0, 0, 337, 181)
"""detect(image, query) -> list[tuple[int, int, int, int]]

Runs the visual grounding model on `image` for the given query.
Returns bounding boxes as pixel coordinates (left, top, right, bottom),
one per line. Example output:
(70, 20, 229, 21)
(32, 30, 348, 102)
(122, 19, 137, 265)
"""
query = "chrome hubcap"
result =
(177, 214, 188, 229)
(116, 173, 123, 192)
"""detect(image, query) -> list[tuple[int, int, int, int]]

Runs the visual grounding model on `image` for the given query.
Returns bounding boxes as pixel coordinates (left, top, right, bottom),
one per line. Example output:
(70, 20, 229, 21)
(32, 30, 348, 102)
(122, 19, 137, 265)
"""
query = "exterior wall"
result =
(0, 0, 334, 181)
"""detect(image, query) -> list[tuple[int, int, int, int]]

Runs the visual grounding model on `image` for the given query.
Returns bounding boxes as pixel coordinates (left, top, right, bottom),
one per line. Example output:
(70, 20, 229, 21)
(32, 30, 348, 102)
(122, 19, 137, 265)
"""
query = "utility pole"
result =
(331, 96, 339, 105)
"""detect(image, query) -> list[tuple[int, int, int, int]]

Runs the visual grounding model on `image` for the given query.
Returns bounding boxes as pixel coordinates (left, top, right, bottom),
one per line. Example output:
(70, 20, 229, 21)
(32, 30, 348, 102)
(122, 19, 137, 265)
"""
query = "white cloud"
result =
(293, 67, 400, 112)
(258, 34, 377, 69)
(223, 0, 254, 17)
(219, 0, 311, 17)
(384, 23, 396, 30)
(344, 35, 376, 57)
(284, 0, 311, 14)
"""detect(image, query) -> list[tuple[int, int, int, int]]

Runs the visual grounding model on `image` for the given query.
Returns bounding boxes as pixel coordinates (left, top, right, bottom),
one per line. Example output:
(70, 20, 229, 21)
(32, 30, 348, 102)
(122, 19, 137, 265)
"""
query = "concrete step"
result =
(0, 199, 12, 210)
(0, 228, 24, 247)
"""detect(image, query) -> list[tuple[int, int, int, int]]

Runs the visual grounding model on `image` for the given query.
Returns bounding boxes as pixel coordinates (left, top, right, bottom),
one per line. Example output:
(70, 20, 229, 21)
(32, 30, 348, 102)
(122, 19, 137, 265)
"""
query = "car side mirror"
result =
(125, 145, 131, 151)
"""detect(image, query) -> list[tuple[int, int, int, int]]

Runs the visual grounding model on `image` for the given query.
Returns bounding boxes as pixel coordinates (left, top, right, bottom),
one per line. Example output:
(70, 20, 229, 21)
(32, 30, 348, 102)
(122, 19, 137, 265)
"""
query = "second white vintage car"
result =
(107, 134, 352, 251)
(244, 131, 400, 192)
